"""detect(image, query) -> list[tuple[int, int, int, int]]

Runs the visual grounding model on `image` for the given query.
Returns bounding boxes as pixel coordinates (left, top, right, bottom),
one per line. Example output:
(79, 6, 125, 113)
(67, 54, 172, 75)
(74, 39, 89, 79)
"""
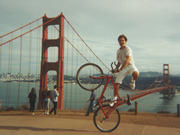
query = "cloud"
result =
(1, 0, 180, 74)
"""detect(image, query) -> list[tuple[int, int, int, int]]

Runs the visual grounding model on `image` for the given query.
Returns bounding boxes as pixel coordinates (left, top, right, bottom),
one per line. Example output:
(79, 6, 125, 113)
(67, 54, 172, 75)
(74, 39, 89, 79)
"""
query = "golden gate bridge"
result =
(0, 13, 175, 111)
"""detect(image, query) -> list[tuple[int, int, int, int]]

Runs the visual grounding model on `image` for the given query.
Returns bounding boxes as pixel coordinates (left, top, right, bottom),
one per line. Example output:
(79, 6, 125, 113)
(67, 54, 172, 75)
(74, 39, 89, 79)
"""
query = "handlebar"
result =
(111, 62, 118, 73)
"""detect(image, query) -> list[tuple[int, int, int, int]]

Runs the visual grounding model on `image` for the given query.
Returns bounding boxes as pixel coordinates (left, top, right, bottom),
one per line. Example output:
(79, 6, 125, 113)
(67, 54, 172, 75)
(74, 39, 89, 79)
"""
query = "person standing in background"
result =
(49, 85, 59, 115)
(42, 88, 50, 115)
(28, 88, 37, 115)
(85, 91, 96, 116)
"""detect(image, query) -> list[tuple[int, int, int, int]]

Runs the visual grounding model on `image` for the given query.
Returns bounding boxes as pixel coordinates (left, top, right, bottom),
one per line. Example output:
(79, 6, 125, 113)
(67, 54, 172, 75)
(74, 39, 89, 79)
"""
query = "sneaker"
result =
(109, 96, 118, 107)
(130, 80, 135, 90)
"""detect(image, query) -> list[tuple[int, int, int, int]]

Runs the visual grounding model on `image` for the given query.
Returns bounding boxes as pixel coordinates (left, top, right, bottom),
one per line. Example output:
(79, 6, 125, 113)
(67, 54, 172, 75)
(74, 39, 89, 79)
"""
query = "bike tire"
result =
(76, 63, 104, 91)
(93, 105, 120, 132)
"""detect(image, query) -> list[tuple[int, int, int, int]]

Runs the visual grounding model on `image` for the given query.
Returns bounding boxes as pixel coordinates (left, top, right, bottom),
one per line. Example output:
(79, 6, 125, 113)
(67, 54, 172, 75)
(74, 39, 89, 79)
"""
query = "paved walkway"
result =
(0, 111, 180, 135)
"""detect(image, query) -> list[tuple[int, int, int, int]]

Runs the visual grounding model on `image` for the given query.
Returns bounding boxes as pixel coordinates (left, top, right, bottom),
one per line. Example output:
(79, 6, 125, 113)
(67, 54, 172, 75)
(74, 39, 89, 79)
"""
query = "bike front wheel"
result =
(93, 105, 120, 132)
(76, 63, 104, 91)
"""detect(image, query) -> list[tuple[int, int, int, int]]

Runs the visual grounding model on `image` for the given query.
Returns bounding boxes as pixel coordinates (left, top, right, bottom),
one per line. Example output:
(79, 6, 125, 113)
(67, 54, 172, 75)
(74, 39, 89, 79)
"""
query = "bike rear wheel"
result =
(76, 63, 104, 91)
(93, 105, 120, 132)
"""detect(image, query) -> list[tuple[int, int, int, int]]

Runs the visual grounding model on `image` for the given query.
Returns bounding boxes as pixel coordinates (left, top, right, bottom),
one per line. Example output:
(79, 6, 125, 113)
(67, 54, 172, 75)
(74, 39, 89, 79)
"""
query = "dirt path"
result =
(0, 111, 180, 135)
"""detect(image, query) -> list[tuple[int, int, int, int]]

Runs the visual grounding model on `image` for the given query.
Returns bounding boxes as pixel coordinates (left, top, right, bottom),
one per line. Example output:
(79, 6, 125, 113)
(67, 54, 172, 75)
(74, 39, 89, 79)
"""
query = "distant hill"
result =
(172, 74, 180, 77)
(117, 71, 180, 89)
(50, 71, 180, 89)
(139, 72, 162, 78)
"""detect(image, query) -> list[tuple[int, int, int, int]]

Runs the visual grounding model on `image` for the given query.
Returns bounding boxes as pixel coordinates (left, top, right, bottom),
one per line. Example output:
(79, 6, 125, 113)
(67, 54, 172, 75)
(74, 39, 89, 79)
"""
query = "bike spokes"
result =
(76, 63, 104, 91)
(93, 105, 120, 132)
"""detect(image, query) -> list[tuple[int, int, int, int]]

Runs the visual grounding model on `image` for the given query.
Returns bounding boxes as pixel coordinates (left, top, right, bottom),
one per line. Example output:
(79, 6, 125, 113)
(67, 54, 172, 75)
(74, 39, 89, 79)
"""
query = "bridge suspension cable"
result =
(64, 17, 110, 71)
(52, 25, 90, 63)
(0, 14, 61, 47)
(64, 37, 90, 62)
(17, 36, 23, 106)
(0, 16, 43, 38)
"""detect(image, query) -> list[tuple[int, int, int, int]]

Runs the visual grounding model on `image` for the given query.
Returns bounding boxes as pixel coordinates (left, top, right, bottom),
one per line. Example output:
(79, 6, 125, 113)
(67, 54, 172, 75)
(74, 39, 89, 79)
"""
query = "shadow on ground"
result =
(0, 126, 97, 133)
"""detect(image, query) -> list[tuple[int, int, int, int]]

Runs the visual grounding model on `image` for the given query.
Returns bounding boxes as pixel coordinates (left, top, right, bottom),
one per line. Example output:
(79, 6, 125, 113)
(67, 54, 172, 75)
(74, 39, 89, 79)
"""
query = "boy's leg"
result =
(114, 71, 127, 98)
(86, 100, 93, 116)
(130, 71, 139, 89)
(49, 102, 54, 114)
(132, 71, 139, 80)
(32, 102, 35, 112)
(110, 83, 120, 107)
(114, 83, 120, 97)
(29, 103, 32, 112)
(54, 102, 57, 115)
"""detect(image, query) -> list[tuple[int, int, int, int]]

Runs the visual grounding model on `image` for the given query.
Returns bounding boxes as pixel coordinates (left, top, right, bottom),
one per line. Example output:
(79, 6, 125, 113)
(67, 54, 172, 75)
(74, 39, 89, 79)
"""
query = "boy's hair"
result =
(118, 34, 128, 41)
(54, 85, 57, 89)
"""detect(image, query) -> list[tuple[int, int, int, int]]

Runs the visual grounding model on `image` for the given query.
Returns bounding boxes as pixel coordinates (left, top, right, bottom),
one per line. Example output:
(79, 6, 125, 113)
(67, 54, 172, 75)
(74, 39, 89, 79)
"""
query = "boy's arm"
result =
(57, 91, 59, 96)
(120, 56, 131, 71)
(114, 62, 121, 72)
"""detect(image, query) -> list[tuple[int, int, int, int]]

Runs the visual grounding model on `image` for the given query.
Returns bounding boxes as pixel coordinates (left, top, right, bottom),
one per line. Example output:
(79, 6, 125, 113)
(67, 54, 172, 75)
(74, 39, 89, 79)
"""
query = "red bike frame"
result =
(91, 75, 122, 118)
(91, 74, 173, 119)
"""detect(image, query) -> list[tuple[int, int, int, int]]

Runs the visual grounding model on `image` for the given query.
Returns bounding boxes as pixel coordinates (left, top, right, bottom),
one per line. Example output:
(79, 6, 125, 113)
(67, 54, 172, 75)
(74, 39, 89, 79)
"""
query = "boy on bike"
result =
(112, 34, 139, 103)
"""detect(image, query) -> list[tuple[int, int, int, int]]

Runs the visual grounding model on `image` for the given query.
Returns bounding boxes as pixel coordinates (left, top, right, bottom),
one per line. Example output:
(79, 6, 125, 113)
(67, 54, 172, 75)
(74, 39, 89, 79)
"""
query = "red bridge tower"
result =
(39, 14, 64, 110)
(162, 64, 175, 98)
(163, 64, 170, 84)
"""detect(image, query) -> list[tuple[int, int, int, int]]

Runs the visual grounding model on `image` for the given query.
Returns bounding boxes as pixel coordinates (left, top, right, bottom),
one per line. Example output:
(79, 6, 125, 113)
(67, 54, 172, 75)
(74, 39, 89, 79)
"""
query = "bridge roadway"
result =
(0, 111, 180, 135)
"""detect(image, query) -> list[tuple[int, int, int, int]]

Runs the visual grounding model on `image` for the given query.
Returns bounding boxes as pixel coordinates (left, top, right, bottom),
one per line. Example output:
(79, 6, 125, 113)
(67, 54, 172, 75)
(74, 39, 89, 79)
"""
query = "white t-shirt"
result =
(116, 46, 134, 65)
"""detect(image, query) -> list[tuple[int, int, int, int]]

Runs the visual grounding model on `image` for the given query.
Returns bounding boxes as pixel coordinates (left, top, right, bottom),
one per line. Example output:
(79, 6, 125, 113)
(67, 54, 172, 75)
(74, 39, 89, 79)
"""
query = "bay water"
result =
(0, 81, 179, 113)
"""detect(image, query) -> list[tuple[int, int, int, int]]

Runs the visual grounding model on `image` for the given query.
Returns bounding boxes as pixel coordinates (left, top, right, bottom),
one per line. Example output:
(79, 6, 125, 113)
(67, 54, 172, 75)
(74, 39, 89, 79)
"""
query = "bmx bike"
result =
(76, 63, 131, 132)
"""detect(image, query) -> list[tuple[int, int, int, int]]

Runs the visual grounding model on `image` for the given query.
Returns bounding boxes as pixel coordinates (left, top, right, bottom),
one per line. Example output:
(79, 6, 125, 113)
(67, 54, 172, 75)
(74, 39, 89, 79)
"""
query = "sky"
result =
(0, 0, 180, 75)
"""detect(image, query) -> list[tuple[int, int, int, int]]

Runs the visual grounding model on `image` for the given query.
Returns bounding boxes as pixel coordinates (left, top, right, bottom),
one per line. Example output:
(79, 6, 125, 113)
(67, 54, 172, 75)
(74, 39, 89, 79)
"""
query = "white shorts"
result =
(114, 64, 139, 84)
